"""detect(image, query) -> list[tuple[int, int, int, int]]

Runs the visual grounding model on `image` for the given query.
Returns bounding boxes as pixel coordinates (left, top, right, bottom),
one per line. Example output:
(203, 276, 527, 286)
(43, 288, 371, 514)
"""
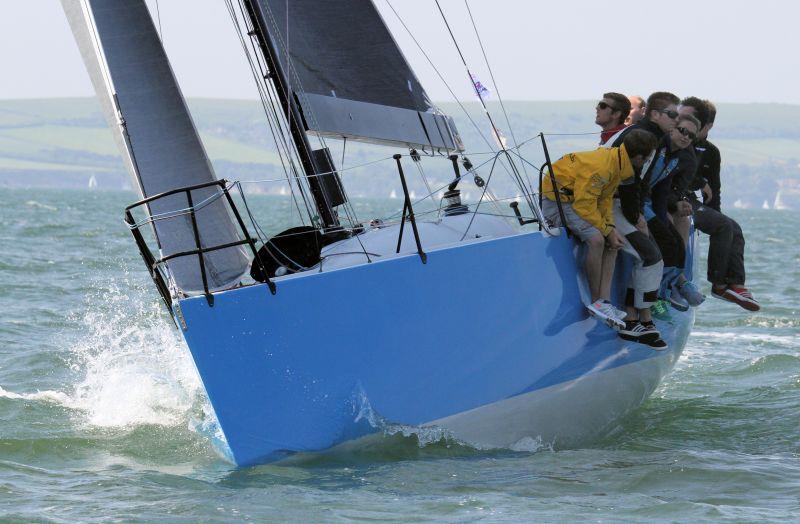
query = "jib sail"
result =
(61, 0, 250, 294)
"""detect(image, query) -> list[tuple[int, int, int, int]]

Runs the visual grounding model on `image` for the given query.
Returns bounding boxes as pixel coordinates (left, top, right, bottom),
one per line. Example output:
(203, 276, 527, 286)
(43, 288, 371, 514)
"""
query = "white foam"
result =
(509, 435, 552, 453)
(691, 330, 799, 347)
(63, 280, 213, 430)
(0, 385, 71, 404)
(24, 200, 57, 211)
(3, 278, 223, 445)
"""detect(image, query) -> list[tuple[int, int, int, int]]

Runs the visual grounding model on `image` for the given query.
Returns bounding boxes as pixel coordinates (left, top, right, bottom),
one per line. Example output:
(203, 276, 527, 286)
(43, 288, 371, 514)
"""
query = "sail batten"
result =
(61, 0, 250, 294)
(250, 0, 462, 151)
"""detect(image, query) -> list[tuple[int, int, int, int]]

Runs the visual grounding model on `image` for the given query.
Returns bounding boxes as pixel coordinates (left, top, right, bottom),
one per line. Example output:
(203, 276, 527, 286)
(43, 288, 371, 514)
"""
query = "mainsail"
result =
(61, 0, 250, 294)
(248, 0, 463, 151)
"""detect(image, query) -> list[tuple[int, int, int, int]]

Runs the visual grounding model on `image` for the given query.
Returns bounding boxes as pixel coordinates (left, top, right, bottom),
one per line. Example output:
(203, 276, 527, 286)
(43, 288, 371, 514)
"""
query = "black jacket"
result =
(613, 118, 664, 223)
(693, 139, 722, 211)
(664, 146, 698, 214)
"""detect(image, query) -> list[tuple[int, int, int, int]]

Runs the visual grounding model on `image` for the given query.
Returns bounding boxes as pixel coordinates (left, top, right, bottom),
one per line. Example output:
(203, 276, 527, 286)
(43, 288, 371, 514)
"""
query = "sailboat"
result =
(61, 0, 697, 467)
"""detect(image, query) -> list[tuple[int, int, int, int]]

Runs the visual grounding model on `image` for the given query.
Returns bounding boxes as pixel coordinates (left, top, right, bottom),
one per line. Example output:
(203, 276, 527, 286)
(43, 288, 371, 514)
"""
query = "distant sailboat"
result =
(389, 189, 397, 199)
(762, 199, 770, 210)
(87, 175, 98, 189)
(774, 190, 793, 210)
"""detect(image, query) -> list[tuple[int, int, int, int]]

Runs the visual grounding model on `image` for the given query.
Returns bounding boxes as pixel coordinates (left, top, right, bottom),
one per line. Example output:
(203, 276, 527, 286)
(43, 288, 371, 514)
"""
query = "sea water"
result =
(0, 188, 798, 522)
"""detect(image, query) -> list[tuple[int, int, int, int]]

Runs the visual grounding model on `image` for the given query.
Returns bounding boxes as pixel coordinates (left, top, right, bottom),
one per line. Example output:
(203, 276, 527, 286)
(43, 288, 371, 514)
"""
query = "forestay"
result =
(250, 0, 463, 151)
(61, 0, 250, 294)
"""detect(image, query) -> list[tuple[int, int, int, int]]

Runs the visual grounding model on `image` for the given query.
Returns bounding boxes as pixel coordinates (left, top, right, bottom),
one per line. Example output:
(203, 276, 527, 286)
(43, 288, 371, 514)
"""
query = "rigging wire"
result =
(225, 0, 310, 225)
(383, 0, 494, 155)
(384, 0, 540, 233)
(154, 0, 163, 42)
(462, 0, 534, 190)
(432, 0, 538, 220)
(460, 153, 500, 240)
(259, 1, 363, 230)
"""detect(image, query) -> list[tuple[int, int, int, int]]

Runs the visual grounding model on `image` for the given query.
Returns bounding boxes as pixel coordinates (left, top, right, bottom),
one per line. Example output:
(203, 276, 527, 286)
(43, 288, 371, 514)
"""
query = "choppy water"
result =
(1, 188, 798, 522)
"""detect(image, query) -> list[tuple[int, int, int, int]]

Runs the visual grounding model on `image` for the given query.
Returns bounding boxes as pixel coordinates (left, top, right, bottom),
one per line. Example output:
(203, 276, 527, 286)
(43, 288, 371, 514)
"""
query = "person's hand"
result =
(635, 214, 649, 235)
(677, 200, 693, 217)
(702, 183, 713, 203)
(605, 228, 624, 250)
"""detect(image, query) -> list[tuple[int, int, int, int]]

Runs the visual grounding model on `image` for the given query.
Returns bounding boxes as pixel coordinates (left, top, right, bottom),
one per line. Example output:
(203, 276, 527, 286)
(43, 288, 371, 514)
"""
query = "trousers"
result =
(613, 200, 663, 309)
(690, 199, 746, 285)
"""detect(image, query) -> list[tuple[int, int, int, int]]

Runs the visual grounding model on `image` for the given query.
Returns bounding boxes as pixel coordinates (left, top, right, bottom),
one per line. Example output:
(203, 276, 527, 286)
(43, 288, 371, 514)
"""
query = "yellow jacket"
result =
(542, 145, 634, 236)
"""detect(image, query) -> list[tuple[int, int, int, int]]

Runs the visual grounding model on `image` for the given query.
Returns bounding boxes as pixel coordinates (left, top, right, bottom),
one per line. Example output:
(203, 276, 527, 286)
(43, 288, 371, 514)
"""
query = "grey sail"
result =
(251, 0, 463, 151)
(61, 0, 249, 294)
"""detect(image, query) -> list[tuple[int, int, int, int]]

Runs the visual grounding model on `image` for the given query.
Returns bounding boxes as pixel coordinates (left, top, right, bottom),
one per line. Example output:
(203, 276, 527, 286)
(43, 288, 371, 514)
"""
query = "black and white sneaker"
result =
(618, 320, 659, 344)
(641, 321, 668, 350)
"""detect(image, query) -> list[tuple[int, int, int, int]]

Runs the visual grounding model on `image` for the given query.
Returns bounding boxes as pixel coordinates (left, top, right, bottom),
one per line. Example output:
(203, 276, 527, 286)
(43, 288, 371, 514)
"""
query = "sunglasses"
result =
(596, 101, 617, 111)
(658, 109, 679, 119)
(675, 126, 697, 140)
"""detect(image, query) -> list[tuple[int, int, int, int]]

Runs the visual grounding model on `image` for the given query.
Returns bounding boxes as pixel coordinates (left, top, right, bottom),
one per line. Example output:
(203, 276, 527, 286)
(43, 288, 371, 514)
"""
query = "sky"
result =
(1, 0, 798, 104)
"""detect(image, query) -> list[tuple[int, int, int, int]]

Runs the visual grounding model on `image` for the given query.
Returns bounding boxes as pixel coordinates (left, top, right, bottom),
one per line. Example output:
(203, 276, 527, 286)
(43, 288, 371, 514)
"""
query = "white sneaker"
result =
(601, 299, 628, 322)
(587, 300, 625, 330)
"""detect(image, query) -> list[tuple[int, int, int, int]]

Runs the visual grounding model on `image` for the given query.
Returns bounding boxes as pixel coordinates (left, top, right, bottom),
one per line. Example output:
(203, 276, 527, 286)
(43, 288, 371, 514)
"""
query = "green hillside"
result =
(0, 97, 797, 208)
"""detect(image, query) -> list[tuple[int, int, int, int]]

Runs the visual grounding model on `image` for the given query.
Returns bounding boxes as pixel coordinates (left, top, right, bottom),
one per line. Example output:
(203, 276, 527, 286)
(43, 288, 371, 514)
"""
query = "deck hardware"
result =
(393, 154, 427, 264)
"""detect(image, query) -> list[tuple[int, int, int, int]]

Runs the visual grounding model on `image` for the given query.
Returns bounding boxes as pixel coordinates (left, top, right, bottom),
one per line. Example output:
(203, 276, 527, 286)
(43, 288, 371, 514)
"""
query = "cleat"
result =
(712, 285, 760, 312)
(677, 280, 705, 307)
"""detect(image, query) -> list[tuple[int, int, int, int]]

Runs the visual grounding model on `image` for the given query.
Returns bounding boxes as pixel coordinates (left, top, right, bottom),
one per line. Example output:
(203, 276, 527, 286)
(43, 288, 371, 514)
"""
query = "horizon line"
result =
(1, 96, 799, 107)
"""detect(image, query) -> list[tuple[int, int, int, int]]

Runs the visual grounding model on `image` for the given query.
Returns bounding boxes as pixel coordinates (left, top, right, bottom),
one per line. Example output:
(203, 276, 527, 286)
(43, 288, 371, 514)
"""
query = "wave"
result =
(24, 200, 57, 211)
(275, 386, 555, 466)
(1, 277, 222, 443)
(691, 330, 800, 348)
(0, 386, 71, 404)
(726, 354, 800, 376)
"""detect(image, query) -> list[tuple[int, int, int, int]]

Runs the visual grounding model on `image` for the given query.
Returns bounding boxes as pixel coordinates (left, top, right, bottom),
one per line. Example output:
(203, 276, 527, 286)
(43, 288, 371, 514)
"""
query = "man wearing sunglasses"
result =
(678, 99, 759, 311)
(596, 93, 631, 146)
(598, 95, 667, 346)
(640, 113, 705, 315)
(613, 91, 680, 147)
(609, 92, 702, 315)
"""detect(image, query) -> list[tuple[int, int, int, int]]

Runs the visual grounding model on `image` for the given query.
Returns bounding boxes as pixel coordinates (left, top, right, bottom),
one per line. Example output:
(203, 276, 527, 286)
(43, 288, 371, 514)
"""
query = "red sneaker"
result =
(712, 285, 760, 312)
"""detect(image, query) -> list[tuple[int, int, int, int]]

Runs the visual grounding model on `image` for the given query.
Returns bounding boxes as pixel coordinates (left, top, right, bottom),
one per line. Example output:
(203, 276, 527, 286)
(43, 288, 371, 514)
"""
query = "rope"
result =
(259, 1, 363, 230)
(226, 0, 310, 224)
(460, 153, 500, 240)
(463, 0, 535, 192)
(154, 0, 163, 41)
(432, 0, 539, 222)
(383, 0, 496, 155)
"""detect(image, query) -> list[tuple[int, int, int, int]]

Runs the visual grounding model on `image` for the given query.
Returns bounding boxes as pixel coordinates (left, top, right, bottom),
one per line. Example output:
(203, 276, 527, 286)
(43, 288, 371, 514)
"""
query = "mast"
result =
(241, 0, 340, 229)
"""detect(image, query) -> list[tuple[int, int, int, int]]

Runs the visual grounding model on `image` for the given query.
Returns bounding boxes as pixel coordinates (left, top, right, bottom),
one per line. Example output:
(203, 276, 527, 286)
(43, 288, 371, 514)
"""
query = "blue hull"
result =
(177, 230, 695, 466)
